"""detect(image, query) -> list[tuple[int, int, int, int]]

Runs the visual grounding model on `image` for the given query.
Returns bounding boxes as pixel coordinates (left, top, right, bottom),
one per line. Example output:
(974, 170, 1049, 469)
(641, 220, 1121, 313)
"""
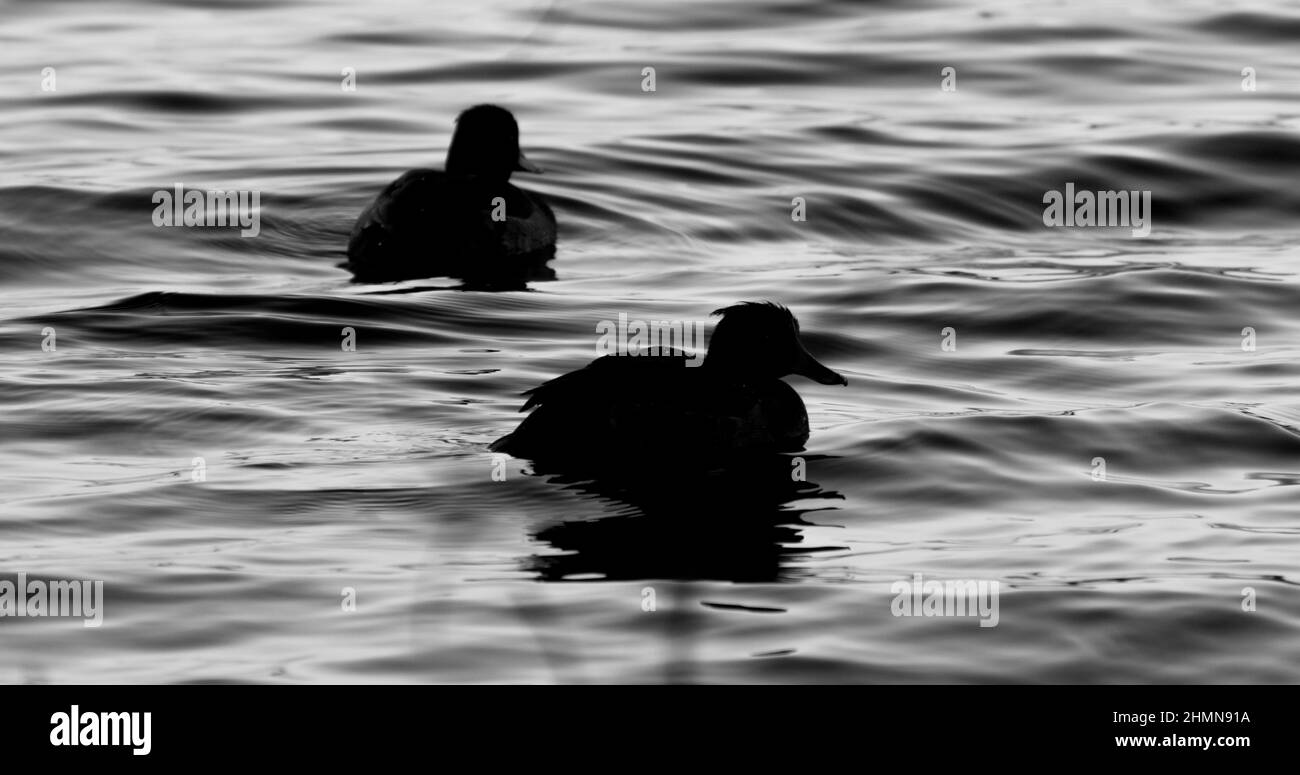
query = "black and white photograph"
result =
(0, 0, 1294, 747)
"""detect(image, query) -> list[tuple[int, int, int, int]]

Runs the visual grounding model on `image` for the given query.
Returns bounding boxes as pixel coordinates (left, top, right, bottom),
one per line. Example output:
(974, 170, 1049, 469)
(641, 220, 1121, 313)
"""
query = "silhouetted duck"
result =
(345, 104, 557, 283)
(490, 302, 847, 467)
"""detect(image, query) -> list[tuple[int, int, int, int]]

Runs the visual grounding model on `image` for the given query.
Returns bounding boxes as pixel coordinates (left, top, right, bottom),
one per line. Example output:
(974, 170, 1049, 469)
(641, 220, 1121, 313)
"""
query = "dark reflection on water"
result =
(515, 456, 844, 684)
(524, 455, 846, 583)
(345, 248, 557, 291)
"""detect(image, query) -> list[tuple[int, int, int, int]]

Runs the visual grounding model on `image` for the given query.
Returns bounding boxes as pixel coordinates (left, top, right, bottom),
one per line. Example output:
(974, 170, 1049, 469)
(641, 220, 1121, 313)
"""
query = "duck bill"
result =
(515, 150, 543, 173)
(794, 345, 847, 386)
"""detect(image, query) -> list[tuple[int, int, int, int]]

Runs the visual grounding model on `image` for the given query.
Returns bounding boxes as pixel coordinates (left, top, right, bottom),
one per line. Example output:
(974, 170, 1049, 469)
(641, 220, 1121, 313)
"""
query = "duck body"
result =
(490, 354, 812, 467)
(346, 169, 555, 283)
(344, 104, 556, 284)
(491, 303, 847, 469)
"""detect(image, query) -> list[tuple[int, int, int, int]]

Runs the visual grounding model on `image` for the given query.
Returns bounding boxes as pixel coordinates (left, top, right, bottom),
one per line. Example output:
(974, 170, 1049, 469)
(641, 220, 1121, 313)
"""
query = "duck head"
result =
(445, 104, 542, 180)
(703, 302, 848, 386)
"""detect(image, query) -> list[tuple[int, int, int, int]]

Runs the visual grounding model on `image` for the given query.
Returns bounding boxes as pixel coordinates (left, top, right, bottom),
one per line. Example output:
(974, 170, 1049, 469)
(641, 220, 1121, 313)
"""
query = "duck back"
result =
(346, 169, 556, 282)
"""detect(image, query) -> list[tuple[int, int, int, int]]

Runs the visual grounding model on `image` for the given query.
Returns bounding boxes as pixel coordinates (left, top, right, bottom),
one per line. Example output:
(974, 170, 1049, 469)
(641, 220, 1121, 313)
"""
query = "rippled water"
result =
(2, 0, 1299, 683)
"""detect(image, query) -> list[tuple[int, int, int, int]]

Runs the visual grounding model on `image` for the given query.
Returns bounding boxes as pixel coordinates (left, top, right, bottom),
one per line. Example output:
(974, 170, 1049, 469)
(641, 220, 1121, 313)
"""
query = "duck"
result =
(490, 302, 847, 468)
(345, 104, 557, 283)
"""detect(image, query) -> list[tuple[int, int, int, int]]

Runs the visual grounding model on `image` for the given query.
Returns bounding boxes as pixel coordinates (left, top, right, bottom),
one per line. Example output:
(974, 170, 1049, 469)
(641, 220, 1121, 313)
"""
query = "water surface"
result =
(2, 0, 1299, 683)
